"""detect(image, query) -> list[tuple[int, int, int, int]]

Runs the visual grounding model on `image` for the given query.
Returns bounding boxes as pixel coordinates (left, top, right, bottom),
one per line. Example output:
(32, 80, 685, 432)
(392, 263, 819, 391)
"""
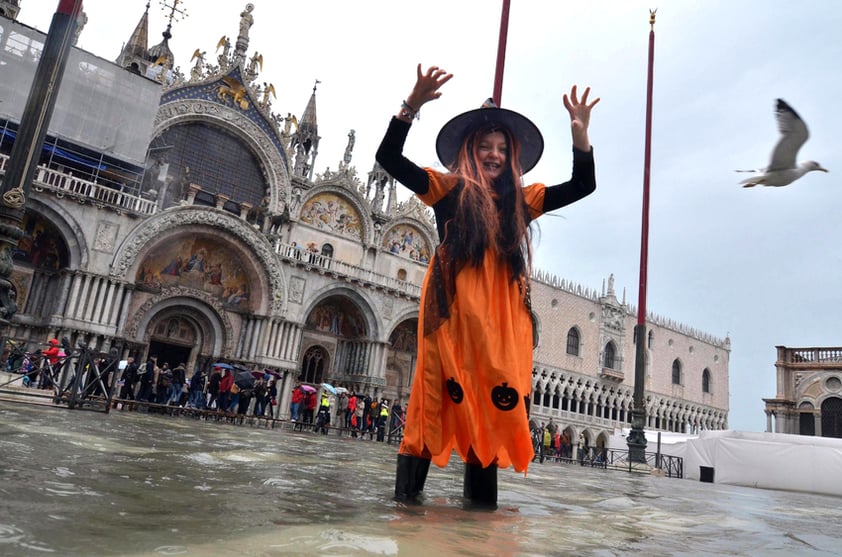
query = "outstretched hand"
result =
(563, 85, 600, 152)
(405, 64, 453, 111)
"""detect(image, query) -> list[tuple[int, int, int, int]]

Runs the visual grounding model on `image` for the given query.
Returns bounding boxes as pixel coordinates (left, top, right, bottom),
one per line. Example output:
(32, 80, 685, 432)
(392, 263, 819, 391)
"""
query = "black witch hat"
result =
(435, 98, 544, 173)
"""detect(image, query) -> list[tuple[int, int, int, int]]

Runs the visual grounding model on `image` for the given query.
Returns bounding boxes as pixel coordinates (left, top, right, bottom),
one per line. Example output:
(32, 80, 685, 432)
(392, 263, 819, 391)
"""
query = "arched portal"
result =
(131, 295, 229, 375)
(386, 318, 418, 402)
(821, 396, 842, 438)
(799, 401, 815, 436)
(11, 211, 71, 315)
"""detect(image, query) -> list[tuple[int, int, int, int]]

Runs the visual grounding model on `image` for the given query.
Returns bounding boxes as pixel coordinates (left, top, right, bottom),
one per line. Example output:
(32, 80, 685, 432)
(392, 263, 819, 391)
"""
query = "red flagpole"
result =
(492, 0, 511, 107)
(637, 11, 656, 327)
(628, 9, 657, 463)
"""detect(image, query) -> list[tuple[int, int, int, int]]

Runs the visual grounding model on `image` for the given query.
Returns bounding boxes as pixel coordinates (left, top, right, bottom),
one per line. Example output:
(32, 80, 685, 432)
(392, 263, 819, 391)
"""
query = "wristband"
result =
(400, 100, 420, 120)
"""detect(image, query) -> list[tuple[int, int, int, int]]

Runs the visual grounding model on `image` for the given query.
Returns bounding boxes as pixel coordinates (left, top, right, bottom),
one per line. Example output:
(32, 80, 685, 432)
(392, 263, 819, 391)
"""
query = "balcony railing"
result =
(788, 347, 842, 365)
(600, 367, 624, 381)
(0, 152, 156, 216)
(275, 242, 422, 299)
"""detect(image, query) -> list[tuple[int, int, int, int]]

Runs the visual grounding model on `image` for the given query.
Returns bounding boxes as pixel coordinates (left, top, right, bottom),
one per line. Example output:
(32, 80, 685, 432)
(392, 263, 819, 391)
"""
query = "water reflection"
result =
(1, 403, 840, 556)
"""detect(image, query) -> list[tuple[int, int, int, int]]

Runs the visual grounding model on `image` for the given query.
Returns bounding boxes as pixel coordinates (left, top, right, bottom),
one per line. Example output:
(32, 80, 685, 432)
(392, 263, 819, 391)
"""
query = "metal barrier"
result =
(537, 446, 683, 478)
(51, 341, 119, 412)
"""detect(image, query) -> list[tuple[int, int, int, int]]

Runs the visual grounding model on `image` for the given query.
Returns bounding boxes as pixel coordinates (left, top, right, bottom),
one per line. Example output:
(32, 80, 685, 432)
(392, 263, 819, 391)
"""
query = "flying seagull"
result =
(737, 99, 828, 187)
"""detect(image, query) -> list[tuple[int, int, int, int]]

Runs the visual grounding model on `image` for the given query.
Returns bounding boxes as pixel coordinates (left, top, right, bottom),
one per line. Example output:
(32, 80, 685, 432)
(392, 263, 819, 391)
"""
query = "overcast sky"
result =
(19, 1, 842, 432)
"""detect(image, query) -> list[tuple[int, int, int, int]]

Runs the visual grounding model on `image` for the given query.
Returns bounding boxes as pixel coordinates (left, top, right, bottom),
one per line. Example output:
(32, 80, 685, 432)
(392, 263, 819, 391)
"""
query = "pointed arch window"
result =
(300, 346, 326, 385)
(672, 359, 682, 385)
(321, 244, 334, 258)
(603, 342, 616, 369)
(566, 328, 580, 356)
(702, 368, 712, 393)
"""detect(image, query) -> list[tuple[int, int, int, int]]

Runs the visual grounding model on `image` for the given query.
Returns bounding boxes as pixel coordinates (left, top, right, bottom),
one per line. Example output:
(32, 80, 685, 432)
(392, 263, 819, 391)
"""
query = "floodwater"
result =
(1, 403, 840, 557)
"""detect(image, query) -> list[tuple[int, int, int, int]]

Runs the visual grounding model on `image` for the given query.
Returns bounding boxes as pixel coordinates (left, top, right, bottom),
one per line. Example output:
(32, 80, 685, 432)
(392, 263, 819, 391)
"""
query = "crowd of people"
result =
(117, 356, 279, 418)
(4, 340, 406, 439)
(531, 421, 607, 466)
(2, 338, 67, 390)
(288, 384, 404, 441)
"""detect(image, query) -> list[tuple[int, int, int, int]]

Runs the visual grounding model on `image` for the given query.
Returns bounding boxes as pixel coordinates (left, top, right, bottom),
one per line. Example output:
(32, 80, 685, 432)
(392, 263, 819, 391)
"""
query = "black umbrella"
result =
(234, 370, 255, 390)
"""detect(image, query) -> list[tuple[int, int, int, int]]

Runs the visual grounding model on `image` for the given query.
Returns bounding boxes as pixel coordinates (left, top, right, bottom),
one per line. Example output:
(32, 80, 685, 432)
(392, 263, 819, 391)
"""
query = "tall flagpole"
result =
(492, 0, 511, 106)
(627, 9, 657, 464)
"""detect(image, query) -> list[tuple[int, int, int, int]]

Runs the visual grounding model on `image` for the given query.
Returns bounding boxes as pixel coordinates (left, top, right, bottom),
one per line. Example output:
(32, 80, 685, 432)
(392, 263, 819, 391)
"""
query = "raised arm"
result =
(563, 85, 599, 152)
(376, 64, 453, 194)
(397, 64, 453, 122)
(543, 85, 599, 211)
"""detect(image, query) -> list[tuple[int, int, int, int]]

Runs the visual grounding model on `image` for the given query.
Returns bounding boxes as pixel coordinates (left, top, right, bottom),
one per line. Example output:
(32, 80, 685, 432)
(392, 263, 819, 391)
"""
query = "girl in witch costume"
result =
(376, 64, 598, 506)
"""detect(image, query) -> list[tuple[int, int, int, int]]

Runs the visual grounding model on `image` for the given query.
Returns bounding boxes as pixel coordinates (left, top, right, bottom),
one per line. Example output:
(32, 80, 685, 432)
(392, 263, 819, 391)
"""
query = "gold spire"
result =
(649, 8, 657, 30)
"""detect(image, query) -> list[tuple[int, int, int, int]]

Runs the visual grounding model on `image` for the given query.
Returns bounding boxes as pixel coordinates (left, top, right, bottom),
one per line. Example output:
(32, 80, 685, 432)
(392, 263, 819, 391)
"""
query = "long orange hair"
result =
(447, 124, 534, 282)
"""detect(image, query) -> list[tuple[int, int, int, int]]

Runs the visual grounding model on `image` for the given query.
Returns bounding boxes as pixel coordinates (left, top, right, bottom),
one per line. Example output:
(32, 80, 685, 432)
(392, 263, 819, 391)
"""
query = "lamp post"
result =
(0, 0, 82, 323)
(627, 9, 657, 464)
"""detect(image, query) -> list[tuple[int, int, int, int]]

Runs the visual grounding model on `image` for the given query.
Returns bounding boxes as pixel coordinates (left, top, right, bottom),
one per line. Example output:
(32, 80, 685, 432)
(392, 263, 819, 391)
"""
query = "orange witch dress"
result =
(375, 117, 596, 474)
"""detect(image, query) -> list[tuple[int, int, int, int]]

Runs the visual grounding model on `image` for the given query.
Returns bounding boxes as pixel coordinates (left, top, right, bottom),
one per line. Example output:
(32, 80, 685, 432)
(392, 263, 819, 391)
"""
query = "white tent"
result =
(607, 428, 696, 461)
(684, 430, 842, 496)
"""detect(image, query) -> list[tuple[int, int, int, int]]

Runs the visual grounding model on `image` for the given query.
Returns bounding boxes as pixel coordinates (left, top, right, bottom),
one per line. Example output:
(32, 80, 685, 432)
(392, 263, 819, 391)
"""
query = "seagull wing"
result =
(767, 99, 809, 171)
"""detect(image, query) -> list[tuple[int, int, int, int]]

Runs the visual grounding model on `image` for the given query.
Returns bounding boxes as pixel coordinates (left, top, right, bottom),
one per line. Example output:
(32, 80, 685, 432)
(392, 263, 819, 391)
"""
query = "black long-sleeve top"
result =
(375, 117, 596, 240)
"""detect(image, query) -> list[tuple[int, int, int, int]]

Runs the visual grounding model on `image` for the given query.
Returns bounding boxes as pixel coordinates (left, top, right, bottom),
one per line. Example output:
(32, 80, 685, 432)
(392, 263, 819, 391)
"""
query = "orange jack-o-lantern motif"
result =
(491, 382, 519, 411)
(446, 377, 464, 403)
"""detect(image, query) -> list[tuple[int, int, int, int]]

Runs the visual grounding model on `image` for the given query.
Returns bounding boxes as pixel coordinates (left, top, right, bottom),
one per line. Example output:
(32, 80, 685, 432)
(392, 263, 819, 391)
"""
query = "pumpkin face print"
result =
(491, 382, 519, 411)
(446, 377, 464, 403)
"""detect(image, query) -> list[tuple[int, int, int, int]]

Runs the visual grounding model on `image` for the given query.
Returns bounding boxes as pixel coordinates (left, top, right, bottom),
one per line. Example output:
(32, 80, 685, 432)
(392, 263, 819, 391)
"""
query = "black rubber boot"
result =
(463, 463, 498, 508)
(394, 454, 431, 502)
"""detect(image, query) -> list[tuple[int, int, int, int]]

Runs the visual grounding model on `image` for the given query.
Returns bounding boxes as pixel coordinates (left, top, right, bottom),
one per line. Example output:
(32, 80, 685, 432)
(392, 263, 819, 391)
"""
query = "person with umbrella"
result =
(289, 383, 304, 422)
(268, 378, 278, 418)
(346, 389, 357, 430)
(232, 368, 254, 414)
(376, 64, 598, 505)
(218, 368, 233, 412)
(206, 366, 222, 409)
(187, 366, 206, 409)
(252, 372, 269, 417)
(302, 385, 317, 426)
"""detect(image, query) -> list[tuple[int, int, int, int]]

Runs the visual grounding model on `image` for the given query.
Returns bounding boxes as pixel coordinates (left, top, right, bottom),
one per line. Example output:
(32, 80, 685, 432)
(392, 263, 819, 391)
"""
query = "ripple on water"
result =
(43, 481, 83, 497)
(52, 467, 75, 478)
(0, 524, 25, 544)
(263, 477, 296, 488)
(267, 529, 399, 556)
(185, 452, 222, 466)
(153, 545, 189, 555)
